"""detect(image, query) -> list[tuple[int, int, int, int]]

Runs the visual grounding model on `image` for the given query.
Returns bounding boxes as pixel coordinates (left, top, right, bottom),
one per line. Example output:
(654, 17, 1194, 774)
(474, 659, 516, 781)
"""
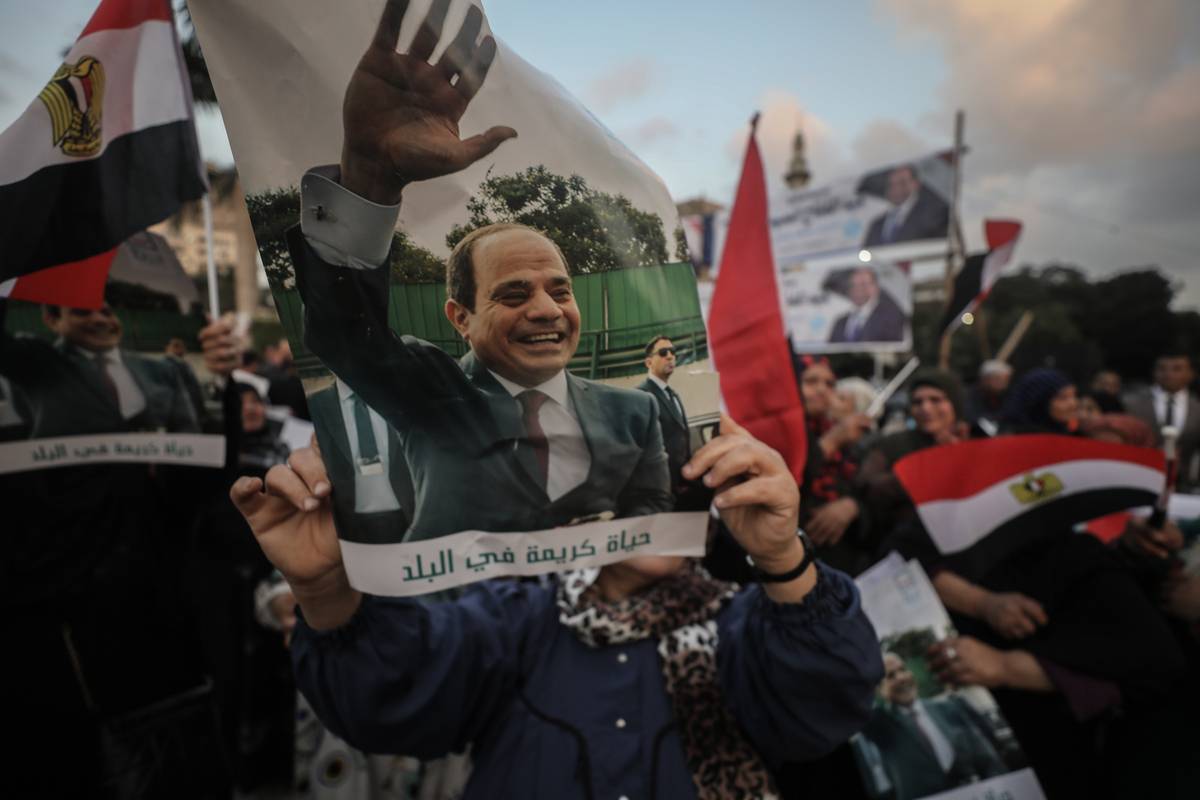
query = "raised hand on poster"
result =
(341, 0, 518, 204)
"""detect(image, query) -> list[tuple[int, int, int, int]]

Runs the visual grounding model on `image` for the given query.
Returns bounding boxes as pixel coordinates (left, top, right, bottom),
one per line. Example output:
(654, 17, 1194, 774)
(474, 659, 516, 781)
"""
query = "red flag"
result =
(1, 248, 116, 308)
(709, 116, 807, 481)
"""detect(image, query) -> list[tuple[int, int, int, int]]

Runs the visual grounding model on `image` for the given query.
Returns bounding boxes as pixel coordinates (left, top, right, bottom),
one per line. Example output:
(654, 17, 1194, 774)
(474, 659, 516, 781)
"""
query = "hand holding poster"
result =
(853, 556, 1046, 800)
(190, 0, 715, 595)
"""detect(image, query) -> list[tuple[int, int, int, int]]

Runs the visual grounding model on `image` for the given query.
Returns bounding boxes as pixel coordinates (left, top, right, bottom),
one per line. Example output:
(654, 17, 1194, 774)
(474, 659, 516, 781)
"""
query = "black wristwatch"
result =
(746, 530, 815, 583)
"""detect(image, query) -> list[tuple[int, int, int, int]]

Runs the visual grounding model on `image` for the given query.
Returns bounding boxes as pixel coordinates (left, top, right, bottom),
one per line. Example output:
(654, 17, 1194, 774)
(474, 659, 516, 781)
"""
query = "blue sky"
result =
(3, 1, 1198, 307)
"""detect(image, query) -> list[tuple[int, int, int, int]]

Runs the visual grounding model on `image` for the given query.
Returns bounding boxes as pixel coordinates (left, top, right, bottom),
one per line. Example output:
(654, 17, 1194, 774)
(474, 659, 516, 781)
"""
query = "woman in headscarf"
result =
(235, 382, 292, 474)
(896, 369, 1193, 798)
(851, 368, 971, 557)
(229, 416, 884, 799)
(998, 367, 1080, 435)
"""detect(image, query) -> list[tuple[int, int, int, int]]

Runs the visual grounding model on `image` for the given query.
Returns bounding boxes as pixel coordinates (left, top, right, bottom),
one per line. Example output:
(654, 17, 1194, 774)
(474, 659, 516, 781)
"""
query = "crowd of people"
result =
(780, 347, 1200, 799)
(7, 1, 1198, 797)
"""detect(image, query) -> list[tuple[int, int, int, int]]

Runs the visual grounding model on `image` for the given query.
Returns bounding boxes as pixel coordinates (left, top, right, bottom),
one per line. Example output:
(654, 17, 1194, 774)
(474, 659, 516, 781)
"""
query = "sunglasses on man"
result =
(654, 347, 676, 357)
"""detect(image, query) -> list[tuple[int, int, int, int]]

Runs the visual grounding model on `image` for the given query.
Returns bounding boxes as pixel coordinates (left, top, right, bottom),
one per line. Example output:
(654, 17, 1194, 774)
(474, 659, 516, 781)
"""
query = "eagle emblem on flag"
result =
(38, 55, 105, 157)
(1009, 472, 1064, 505)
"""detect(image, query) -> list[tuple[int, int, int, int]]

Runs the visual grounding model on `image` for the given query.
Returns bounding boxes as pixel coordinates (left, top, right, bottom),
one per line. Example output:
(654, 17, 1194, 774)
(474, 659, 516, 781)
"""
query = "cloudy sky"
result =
(3, 0, 1198, 306)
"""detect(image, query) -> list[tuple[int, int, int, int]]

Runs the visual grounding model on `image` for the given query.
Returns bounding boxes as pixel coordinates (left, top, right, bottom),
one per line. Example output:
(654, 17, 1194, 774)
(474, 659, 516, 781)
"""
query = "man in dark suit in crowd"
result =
(2, 301, 199, 437)
(288, 1, 671, 541)
(827, 267, 907, 344)
(307, 378, 416, 544)
(862, 652, 1006, 800)
(861, 164, 950, 249)
(637, 335, 706, 511)
(1124, 350, 1200, 490)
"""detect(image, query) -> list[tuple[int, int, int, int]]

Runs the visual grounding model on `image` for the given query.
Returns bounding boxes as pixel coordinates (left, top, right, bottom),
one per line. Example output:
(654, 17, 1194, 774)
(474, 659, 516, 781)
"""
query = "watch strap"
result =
(746, 530, 815, 583)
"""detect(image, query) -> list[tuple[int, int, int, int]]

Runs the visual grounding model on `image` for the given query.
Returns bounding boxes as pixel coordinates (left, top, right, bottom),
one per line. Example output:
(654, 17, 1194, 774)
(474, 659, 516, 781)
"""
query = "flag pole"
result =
(938, 110, 966, 369)
(994, 310, 1033, 363)
(202, 192, 219, 318)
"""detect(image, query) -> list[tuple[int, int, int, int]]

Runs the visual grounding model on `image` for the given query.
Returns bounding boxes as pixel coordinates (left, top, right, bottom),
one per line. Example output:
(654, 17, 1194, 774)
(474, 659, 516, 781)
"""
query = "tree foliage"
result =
(446, 166, 670, 274)
(673, 225, 691, 264)
(245, 188, 301, 289)
(176, 2, 217, 107)
(245, 187, 445, 289)
(912, 263, 1188, 385)
(881, 628, 944, 698)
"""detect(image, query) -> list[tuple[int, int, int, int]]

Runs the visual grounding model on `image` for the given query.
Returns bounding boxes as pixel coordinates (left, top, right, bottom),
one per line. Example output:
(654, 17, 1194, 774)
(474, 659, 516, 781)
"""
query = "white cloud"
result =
(623, 116, 681, 148)
(876, 0, 1200, 305)
(585, 57, 658, 112)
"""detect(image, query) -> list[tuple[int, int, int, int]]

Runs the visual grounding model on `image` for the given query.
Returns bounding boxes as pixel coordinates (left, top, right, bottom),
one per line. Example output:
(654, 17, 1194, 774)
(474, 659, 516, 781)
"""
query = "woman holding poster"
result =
(230, 414, 883, 799)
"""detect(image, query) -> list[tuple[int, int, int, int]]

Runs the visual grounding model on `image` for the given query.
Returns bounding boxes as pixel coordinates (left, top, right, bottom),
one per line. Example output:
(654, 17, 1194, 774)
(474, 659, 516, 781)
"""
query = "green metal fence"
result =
(276, 262, 708, 380)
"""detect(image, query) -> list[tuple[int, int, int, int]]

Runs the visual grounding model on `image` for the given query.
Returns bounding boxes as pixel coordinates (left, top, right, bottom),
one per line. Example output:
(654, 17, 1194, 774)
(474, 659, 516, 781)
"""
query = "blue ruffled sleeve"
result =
(717, 564, 884, 766)
(290, 580, 552, 759)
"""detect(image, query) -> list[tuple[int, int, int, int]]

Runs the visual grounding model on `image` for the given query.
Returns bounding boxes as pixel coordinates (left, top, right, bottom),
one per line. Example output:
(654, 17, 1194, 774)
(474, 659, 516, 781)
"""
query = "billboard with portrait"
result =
(779, 258, 912, 353)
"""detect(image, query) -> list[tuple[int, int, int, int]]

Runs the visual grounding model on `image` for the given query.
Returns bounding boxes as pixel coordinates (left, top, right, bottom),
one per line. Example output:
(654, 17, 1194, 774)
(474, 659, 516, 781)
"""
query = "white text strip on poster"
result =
(341, 511, 710, 597)
(0, 432, 226, 473)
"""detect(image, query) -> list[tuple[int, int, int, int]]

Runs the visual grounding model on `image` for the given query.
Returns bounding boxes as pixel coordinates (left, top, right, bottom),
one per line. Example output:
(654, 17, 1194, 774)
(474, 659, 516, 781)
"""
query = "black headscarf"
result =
(908, 367, 965, 420)
(1000, 368, 1074, 433)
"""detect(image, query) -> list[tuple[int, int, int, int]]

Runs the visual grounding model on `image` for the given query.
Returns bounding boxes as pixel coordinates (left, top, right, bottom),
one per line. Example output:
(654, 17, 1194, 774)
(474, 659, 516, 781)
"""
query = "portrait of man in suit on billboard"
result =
(861, 165, 949, 249)
(826, 267, 907, 345)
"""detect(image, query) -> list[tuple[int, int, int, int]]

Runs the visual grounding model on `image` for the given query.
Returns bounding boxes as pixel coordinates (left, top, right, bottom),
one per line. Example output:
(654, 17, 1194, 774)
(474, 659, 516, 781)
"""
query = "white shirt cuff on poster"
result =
(299, 165, 400, 269)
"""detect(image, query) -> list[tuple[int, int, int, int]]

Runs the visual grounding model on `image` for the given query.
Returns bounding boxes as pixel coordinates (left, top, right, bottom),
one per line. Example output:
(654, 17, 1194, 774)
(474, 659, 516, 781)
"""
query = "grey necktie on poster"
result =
(92, 351, 120, 408)
(846, 315, 861, 342)
(882, 210, 900, 243)
(518, 389, 550, 490)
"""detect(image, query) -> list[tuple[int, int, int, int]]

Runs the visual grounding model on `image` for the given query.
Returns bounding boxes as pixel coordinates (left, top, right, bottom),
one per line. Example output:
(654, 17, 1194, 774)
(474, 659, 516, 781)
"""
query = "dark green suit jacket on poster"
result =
(289, 226, 673, 543)
(861, 695, 1007, 800)
(0, 327, 199, 438)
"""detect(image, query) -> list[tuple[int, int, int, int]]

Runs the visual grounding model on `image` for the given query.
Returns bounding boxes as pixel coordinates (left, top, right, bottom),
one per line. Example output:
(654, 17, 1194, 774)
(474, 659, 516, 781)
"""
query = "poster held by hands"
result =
(853, 556, 1046, 800)
(189, 0, 716, 595)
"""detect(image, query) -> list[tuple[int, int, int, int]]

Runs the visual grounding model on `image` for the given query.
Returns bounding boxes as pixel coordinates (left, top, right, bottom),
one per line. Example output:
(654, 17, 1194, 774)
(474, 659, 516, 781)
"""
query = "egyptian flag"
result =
(709, 116, 808, 481)
(895, 434, 1163, 574)
(0, 0, 206, 309)
(939, 219, 1022, 334)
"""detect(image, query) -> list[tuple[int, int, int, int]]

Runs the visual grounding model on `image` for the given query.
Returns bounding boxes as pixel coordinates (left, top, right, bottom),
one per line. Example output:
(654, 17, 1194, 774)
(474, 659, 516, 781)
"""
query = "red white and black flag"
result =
(939, 219, 1022, 334)
(0, 0, 206, 308)
(894, 434, 1163, 572)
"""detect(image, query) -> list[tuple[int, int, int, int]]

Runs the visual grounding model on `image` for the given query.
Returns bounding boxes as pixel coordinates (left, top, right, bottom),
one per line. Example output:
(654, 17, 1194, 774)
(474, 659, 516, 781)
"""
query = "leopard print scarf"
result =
(557, 562, 779, 799)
